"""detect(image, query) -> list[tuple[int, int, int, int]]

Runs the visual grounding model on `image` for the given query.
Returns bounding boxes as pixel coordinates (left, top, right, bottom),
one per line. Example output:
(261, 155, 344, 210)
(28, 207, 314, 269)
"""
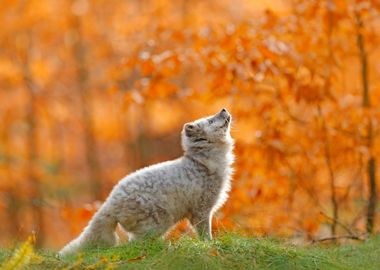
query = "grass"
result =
(0, 234, 379, 270)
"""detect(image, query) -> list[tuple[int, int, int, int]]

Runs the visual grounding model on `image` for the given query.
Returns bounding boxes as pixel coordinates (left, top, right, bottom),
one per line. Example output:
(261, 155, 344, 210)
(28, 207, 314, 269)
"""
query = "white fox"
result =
(59, 108, 234, 256)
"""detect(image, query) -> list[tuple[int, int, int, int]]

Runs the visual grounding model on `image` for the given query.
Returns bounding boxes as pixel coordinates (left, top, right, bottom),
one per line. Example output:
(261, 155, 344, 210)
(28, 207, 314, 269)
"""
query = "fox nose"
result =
(219, 108, 231, 121)
(220, 108, 230, 116)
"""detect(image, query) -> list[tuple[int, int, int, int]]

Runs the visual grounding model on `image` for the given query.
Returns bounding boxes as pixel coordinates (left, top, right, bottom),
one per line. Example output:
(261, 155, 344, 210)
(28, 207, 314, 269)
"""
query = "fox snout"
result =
(219, 108, 231, 122)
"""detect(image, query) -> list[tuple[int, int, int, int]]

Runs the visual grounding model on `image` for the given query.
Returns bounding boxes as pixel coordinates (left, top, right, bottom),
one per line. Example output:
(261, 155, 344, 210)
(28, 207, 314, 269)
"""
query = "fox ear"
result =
(184, 123, 195, 137)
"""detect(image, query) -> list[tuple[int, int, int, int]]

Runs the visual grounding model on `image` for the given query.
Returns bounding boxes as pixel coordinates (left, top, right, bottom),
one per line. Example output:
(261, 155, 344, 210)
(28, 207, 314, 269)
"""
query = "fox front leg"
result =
(190, 212, 213, 240)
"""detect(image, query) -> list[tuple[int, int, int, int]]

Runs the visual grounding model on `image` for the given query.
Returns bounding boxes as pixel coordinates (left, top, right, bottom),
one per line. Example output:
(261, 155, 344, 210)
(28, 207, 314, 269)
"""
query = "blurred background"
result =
(0, 0, 379, 248)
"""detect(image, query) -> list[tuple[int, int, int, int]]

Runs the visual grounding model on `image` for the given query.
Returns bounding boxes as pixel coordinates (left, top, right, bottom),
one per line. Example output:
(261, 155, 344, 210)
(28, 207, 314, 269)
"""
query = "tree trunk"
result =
(355, 12, 377, 234)
(21, 39, 44, 246)
(322, 1, 338, 237)
(318, 106, 338, 237)
(0, 113, 22, 241)
(71, 15, 103, 201)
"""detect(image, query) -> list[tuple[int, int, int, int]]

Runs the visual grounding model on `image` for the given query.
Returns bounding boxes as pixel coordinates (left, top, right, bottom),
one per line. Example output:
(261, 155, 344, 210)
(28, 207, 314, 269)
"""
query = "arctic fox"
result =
(59, 108, 234, 256)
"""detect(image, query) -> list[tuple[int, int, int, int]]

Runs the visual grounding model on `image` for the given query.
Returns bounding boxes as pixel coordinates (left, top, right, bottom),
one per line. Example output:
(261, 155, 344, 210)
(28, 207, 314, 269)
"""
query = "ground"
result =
(0, 234, 379, 269)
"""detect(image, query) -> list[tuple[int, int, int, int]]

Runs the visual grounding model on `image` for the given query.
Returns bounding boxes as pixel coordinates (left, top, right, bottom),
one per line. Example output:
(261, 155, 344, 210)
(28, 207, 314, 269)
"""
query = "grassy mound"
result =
(0, 234, 379, 269)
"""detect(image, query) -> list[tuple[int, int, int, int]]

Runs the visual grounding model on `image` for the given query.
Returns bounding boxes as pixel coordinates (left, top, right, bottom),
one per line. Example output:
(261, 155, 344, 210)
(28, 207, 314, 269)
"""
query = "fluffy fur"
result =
(59, 108, 234, 256)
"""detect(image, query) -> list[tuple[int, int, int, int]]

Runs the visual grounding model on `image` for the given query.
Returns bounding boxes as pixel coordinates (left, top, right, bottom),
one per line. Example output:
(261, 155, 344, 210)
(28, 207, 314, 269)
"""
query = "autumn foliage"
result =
(0, 0, 379, 248)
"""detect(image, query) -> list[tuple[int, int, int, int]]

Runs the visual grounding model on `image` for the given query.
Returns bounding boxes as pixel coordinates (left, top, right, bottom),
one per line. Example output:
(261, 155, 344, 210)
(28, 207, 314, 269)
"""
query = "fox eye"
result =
(208, 119, 214, 124)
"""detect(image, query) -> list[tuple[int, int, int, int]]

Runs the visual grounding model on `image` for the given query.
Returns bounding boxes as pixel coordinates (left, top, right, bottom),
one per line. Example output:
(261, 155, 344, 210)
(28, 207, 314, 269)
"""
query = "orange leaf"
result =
(209, 248, 219, 257)
(127, 255, 146, 262)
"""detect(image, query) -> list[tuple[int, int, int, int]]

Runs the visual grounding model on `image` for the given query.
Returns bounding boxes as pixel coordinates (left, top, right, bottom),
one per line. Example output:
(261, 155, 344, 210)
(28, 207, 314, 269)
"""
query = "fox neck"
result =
(185, 139, 234, 174)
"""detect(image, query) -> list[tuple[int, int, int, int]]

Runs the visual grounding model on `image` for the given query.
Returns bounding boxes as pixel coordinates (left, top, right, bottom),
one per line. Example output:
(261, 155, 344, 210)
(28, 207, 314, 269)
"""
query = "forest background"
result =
(0, 0, 379, 249)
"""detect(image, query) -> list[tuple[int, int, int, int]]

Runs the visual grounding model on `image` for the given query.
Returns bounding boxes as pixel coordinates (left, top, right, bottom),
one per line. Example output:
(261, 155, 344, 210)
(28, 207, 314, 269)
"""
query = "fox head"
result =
(181, 108, 233, 153)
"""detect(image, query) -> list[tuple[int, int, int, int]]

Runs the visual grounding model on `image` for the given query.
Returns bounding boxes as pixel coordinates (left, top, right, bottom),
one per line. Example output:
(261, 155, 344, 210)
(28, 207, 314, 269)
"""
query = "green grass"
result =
(1, 234, 379, 270)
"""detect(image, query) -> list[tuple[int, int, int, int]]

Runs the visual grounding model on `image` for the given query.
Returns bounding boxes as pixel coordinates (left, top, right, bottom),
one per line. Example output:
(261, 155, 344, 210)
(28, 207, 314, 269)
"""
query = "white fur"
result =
(59, 109, 234, 256)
